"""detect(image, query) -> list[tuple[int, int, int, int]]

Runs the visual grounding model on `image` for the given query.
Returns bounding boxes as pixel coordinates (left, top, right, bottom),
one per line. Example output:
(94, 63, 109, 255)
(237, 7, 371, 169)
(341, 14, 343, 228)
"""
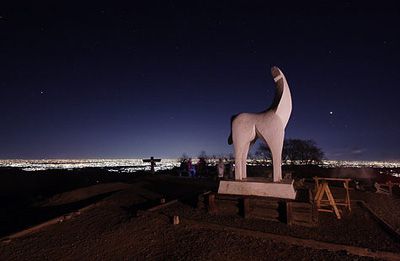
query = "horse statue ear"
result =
(271, 66, 282, 80)
(270, 67, 292, 129)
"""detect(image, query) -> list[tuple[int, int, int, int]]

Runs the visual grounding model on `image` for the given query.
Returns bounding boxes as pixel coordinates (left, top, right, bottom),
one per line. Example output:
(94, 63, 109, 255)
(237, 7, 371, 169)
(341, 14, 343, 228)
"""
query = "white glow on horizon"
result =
(0, 158, 399, 173)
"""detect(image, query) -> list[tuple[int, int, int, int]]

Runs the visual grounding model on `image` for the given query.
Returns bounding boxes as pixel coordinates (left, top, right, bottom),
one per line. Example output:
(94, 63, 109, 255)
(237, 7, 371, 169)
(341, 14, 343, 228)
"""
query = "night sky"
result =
(1, 2, 399, 160)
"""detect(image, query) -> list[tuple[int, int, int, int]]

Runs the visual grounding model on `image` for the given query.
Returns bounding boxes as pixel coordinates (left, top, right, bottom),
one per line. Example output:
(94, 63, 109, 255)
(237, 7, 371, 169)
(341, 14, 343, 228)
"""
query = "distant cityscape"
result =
(0, 159, 399, 173)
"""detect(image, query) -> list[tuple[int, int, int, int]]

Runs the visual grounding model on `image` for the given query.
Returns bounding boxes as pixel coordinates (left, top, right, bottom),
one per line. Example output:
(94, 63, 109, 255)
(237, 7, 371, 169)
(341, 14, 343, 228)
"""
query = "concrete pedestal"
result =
(218, 177, 297, 200)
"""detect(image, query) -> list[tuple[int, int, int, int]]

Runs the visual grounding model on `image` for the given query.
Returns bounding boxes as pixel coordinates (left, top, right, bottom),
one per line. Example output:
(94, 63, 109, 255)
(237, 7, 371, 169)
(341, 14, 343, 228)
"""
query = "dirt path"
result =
(0, 176, 398, 260)
(0, 210, 379, 261)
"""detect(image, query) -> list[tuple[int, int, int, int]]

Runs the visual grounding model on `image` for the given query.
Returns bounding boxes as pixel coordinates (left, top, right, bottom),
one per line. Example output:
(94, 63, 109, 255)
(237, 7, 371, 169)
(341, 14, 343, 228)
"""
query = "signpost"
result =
(142, 157, 161, 174)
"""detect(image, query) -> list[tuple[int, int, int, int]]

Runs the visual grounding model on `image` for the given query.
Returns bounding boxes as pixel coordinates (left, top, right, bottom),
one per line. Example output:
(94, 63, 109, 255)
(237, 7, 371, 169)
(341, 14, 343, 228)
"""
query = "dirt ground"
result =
(1, 170, 399, 260)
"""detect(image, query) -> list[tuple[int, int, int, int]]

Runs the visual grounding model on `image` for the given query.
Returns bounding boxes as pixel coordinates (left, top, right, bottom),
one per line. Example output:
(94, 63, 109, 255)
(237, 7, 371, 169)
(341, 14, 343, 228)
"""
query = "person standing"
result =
(188, 158, 196, 177)
(228, 161, 234, 179)
(217, 158, 225, 180)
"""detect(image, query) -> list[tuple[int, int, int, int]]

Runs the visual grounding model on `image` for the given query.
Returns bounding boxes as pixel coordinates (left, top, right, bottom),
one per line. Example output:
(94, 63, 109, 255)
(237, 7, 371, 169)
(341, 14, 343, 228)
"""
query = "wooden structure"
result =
(201, 189, 318, 227)
(375, 181, 400, 196)
(212, 194, 283, 221)
(286, 189, 318, 227)
(246, 197, 281, 221)
(142, 157, 161, 174)
(313, 177, 352, 219)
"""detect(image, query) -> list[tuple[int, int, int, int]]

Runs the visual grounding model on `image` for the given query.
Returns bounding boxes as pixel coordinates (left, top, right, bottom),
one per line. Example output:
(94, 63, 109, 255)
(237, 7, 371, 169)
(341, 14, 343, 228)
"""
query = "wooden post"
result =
(172, 215, 180, 225)
(315, 181, 341, 219)
(286, 202, 293, 226)
(314, 177, 320, 194)
(143, 157, 161, 174)
(206, 193, 217, 214)
(314, 183, 324, 208)
(239, 197, 250, 218)
(324, 183, 341, 219)
(344, 180, 351, 211)
(388, 181, 393, 196)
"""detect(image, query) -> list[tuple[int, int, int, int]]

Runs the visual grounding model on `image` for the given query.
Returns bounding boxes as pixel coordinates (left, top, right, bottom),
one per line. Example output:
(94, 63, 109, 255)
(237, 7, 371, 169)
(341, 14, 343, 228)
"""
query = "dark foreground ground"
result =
(0, 166, 399, 260)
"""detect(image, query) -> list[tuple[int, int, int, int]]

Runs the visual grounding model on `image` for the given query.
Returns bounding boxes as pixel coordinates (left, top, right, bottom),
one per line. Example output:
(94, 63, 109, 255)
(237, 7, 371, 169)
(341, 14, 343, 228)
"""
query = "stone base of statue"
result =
(218, 177, 297, 199)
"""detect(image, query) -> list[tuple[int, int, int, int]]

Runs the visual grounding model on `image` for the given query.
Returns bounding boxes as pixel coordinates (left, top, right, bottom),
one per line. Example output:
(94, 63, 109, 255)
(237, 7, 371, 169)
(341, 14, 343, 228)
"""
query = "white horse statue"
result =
(228, 66, 292, 182)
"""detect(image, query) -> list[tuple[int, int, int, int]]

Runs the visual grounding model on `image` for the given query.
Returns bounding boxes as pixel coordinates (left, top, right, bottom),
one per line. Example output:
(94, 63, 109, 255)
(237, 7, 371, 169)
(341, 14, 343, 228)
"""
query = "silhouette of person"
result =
(228, 161, 234, 179)
(188, 158, 196, 177)
(217, 158, 225, 180)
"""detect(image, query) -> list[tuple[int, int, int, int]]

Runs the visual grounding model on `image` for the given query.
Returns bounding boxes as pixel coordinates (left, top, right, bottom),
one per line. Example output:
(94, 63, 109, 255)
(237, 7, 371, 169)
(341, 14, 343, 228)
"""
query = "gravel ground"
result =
(159, 200, 400, 253)
(0, 176, 398, 260)
(0, 209, 377, 261)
